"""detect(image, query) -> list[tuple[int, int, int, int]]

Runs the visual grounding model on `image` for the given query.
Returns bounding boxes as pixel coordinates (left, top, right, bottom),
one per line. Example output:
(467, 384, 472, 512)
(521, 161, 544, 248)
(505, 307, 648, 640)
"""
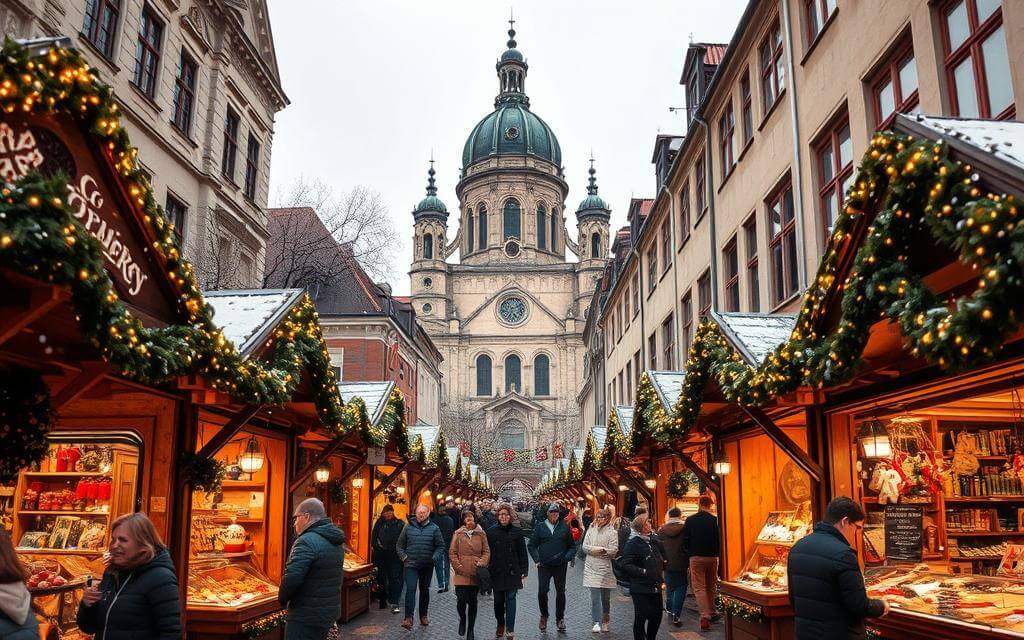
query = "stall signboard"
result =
(367, 446, 385, 466)
(884, 503, 923, 562)
(0, 113, 176, 323)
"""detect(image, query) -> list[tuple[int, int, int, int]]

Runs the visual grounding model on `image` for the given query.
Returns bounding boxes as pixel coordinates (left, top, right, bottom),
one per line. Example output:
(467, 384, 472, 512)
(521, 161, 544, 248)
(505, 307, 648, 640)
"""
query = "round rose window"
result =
(498, 297, 527, 325)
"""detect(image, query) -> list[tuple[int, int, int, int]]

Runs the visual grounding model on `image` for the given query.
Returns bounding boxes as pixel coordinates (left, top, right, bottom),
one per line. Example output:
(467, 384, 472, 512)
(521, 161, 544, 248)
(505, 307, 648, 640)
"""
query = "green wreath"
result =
(666, 471, 697, 499)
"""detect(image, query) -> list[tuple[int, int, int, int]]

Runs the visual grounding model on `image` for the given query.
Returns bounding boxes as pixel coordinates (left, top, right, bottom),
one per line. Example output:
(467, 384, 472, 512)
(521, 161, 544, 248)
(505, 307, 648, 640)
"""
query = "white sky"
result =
(266, 0, 747, 295)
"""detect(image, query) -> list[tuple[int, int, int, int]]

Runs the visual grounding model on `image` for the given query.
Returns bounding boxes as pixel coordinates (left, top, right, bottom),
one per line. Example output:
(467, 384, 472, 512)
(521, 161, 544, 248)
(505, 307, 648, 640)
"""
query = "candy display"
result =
(187, 554, 278, 609)
(865, 566, 1024, 634)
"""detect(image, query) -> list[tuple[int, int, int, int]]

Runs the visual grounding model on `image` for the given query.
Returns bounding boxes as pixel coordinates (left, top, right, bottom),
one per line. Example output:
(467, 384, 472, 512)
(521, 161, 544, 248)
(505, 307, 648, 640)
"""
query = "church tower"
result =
(409, 161, 448, 325)
(575, 159, 611, 317)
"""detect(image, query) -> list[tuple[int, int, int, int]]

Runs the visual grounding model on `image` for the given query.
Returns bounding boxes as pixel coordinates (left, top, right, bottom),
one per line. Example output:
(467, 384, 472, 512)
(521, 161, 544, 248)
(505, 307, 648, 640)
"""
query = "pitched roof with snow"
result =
(713, 312, 797, 365)
(903, 114, 1024, 170)
(613, 405, 634, 437)
(647, 371, 686, 411)
(590, 426, 608, 452)
(409, 419, 440, 453)
(204, 289, 304, 355)
(338, 381, 395, 424)
(447, 447, 460, 470)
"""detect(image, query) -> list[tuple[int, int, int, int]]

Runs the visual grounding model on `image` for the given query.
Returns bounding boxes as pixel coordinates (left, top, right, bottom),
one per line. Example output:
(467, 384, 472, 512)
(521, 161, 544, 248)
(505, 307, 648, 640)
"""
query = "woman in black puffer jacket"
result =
(77, 512, 181, 640)
(618, 513, 665, 640)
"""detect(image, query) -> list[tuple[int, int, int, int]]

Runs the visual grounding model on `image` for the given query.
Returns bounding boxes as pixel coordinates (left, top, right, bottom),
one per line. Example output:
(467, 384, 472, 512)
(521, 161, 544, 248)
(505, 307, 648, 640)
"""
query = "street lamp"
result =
(314, 464, 331, 484)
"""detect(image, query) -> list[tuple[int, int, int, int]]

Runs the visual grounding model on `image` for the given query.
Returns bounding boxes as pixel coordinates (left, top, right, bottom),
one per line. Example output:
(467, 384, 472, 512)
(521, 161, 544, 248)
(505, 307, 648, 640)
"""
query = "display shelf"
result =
(17, 510, 108, 516)
(945, 496, 1024, 502)
(15, 548, 103, 555)
(22, 471, 109, 478)
(946, 530, 1023, 537)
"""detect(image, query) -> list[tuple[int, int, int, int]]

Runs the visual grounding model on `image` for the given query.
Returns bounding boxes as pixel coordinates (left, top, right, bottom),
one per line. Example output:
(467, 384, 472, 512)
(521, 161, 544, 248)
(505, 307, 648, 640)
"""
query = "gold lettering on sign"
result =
(67, 174, 149, 295)
(0, 123, 43, 180)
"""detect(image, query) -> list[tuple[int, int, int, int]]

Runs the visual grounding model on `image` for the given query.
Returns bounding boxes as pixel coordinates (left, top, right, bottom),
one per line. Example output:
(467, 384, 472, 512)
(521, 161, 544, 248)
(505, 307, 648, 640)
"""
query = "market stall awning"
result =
(204, 289, 305, 356)
(712, 312, 797, 366)
(338, 381, 395, 425)
(646, 371, 686, 411)
(613, 405, 634, 439)
(409, 419, 440, 452)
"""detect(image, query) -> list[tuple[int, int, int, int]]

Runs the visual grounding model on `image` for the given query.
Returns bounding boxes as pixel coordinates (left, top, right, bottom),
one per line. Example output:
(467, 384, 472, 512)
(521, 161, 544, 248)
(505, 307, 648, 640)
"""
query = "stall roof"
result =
(646, 371, 686, 411)
(712, 312, 797, 365)
(204, 289, 304, 355)
(446, 447, 460, 470)
(409, 419, 440, 453)
(590, 426, 608, 451)
(613, 406, 634, 437)
(908, 115, 1024, 170)
(338, 381, 395, 424)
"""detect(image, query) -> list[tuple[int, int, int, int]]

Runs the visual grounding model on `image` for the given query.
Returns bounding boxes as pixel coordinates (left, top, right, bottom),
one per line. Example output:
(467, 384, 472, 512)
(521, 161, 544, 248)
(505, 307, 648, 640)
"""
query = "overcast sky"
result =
(266, 0, 747, 295)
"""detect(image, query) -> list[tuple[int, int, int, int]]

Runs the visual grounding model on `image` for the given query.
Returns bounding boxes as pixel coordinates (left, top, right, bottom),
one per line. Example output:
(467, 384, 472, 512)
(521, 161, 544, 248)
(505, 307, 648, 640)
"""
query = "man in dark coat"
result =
(788, 497, 889, 640)
(396, 504, 446, 629)
(487, 503, 529, 639)
(527, 503, 574, 633)
(371, 504, 405, 612)
(431, 504, 455, 592)
(279, 498, 345, 640)
(619, 514, 665, 640)
(658, 507, 688, 626)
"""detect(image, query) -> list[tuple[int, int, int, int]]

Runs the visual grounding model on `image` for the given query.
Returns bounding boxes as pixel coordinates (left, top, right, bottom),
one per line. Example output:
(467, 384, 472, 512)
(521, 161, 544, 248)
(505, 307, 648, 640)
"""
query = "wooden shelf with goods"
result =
(22, 471, 109, 478)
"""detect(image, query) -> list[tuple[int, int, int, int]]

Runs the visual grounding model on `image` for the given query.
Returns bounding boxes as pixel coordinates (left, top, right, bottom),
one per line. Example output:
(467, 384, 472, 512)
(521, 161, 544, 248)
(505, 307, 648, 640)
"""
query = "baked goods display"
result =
(343, 551, 370, 571)
(730, 508, 813, 593)
(754, 505, 812, 544)
(866, 566, 1024, 633)
(187, 554, 278, 609)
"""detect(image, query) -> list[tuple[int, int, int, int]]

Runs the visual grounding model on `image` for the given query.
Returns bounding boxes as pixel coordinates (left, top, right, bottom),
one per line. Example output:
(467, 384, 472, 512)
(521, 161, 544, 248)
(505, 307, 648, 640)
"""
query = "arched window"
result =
(534, 354, 550, 396)
(476, 354, 492, 396)
(536, 205, 547, 250)
(478, 205, 488, 249)
(467, 209, 475, 253)
(437, 234, 444, 256)
(550, 209, 558, 250)
(504, 354, 521, 393)
(423, 234, 433, 260)
(503, 199, 521, 240)
(591, 231, 601, 258)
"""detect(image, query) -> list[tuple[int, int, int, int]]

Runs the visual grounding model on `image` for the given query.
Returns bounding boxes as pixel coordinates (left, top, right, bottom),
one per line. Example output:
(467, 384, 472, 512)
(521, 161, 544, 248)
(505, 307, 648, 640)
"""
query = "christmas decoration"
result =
(180, 451, 226, 495)
(716, 593, 763, 623)
(0, 366, 53, 484)
(666, 471, 697, 498)
(327, 480, 349, 504)
(241, 611, 287, 639)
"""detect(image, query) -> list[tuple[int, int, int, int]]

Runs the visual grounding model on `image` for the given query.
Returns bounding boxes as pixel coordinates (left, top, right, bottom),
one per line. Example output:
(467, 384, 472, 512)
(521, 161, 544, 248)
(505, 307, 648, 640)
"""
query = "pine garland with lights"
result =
(0, 41, 429, 468)
(327, 479, 349, 504)
(717, 593, 763, 623)
(241, 611, 287, 639)
(666, 470, 696, 498)
(0, 366, 53, 484)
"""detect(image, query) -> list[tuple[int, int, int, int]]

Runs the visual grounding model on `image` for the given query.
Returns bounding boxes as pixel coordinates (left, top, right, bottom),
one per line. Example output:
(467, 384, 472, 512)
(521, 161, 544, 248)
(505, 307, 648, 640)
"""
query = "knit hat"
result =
(381, 504, 395, 514)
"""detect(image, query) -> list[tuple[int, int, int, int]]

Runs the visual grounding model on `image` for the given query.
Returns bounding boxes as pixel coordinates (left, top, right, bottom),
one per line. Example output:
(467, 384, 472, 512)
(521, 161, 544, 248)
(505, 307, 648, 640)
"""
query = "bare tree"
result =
(194, 212, 256, 290)
(265, 177, 398, 289)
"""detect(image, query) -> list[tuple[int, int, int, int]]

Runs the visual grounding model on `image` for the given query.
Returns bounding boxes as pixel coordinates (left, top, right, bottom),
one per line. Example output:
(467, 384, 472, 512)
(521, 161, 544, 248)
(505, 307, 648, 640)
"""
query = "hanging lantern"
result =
(713, 450, 732, 476)
(644, 476, 657, 490)
(314, 464, 331, 484)
(238, 435, 265, 474)
(857, 418, 892, 459)
(617, 484, 629, 491)
(351, 476, 365, 489)
(395, 485, 406, 496)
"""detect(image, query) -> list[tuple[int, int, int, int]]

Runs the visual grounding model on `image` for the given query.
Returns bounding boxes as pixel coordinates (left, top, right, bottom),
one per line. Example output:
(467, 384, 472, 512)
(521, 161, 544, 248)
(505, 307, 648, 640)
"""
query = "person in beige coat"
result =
(450, 510, 491, 640)
(581, 508, 618, 633)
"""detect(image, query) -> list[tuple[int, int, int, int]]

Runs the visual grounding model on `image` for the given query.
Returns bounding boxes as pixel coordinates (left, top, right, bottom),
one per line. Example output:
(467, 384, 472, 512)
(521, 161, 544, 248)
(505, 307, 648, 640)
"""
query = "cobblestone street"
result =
(340, 561, 725, 640)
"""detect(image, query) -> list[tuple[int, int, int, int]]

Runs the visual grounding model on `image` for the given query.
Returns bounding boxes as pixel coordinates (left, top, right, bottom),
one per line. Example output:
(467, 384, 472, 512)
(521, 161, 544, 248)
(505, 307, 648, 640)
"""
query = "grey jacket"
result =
(397, 517, 445, 568)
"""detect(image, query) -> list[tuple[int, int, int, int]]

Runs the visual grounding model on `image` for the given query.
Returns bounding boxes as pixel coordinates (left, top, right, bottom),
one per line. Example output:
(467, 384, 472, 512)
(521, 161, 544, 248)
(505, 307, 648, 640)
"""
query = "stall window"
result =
(744, 215, 760, 312)
(724, 238, 740, 312)
(698, 269, 712, 318)
(871, 38, 920, 130)
(680, 290, 694, 356)
(767, 181, 798, 305)
(83, 0, 121, 59)
(760, 19, 785, 114)
(815, 116, 853, 240)
(941, 0, 1013, 119)
(504, 354, 521, 393)
(132, 6, 163, 99)
(662, 314, 675, 371)
(476, 354, 492, 396)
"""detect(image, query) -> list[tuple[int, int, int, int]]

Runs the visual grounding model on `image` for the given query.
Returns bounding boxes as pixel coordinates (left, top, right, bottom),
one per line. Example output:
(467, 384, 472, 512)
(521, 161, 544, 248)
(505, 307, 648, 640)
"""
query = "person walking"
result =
(614, 505, 643, 591)
(396, 504, 446, 629)
(277, 498, 345, 639)
(581, 507, 618, 633)
(450, 510, 491, 640)
(479, 498, 498, 531)
(527, 503, 574, 633)
(488, 503, 528, 640)
(76, 512, 181, 640)
(371, 504, 406, 613)
(788, 497, 889, 639)
(658, 507, 688, 626)
(0, 529, 38, 640)
(432, 504, 455, 593)
(445, 498, 463, 530)
(618, 514, 665, 640)
(683, 496, 720, 632)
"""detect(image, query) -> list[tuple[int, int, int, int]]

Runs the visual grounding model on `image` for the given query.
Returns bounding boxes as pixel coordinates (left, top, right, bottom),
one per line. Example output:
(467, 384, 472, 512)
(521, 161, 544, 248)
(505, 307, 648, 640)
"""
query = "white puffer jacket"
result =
(581, 523, 619, 588)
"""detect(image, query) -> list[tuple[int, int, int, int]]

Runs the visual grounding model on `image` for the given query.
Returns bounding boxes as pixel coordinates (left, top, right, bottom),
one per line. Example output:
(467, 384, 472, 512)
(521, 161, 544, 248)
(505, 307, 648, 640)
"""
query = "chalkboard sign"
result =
(884, 504, 924, 562)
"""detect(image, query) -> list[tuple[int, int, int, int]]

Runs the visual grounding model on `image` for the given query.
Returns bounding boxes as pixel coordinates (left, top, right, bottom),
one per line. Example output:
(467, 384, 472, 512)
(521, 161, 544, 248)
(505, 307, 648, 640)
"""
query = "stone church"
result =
(409, 24, 610, 487)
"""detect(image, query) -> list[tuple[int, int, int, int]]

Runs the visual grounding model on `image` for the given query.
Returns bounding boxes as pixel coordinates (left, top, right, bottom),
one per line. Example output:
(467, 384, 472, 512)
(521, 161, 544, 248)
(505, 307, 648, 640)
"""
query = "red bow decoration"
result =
(535, 447, 548, 461)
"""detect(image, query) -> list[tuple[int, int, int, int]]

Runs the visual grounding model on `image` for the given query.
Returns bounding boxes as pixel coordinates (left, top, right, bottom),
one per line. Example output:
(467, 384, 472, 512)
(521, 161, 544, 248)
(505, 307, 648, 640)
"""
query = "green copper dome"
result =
(461, 23, 562, 170)
(576, 159, 610, 219)
(413, 162, 447, 221)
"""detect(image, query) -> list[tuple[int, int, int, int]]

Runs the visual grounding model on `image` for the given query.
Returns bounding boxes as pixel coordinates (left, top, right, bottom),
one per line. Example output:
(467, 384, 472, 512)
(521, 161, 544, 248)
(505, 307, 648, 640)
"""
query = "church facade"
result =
(409, 25, 610, 487)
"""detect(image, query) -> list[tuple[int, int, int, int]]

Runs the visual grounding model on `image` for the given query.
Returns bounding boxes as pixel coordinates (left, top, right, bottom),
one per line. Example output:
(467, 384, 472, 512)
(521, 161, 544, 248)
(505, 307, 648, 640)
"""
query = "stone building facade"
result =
(1, 0, 288, 288)
(409, 25, 609, 486)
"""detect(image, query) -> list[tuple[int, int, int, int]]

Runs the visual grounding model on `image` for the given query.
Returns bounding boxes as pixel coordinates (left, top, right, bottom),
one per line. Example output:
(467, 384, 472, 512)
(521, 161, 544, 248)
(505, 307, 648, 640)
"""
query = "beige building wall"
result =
(584, 0, 1023, 439)
(2, 0, 288, 288)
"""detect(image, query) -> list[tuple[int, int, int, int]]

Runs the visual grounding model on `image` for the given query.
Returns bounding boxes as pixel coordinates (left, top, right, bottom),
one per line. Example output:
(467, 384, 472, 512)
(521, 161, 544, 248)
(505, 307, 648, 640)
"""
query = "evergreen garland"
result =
(241, 611, 287, 639)
(326, 479, 348, 504)
(717, 593, 763, 623)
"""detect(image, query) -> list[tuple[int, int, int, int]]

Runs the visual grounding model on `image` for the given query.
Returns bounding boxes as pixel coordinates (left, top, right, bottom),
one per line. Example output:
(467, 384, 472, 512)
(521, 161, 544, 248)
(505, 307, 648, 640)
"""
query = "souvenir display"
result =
(187, 553, 278, 609)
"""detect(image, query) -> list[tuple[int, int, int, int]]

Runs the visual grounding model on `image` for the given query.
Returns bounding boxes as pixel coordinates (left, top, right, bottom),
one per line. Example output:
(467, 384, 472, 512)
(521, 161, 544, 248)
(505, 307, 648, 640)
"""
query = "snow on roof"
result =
(714, 312, 797, 365)
(590, 426, 608, 452)
(338, 381, 395, 424)
(446, 447, 460, 470)
(647, 371, 686, 411)
(409, 420, 440, 453)
(204, 289, 303, 355)
(613, 405, 634, 437)
(906, 114, 1024, 171)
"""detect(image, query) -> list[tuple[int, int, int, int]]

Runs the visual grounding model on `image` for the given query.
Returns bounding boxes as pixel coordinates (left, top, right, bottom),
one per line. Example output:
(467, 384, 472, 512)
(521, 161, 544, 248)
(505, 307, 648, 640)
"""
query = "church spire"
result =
(587, 156, 599, 196)
(426, 155, 437, 197)
(495, 15, 529, 107)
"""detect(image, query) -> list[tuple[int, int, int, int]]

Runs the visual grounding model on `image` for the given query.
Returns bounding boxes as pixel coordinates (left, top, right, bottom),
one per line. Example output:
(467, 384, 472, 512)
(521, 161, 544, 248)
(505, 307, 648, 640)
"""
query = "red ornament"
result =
(504, 449, 515, 463)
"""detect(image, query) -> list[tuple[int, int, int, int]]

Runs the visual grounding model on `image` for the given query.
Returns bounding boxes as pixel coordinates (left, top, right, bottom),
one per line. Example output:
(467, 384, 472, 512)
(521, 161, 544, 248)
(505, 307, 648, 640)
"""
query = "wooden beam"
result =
(372, 463, 408, 497)
(0, 286, 61, 347)
(195, 405, 262, 460)
(742, 406, 824, 482)
(289, 433, 351, 493)
(610, 460, 653, 503)
(411, 470, 440, 502)
(51, 362, 108, 410)
(671, 443, 720, 495)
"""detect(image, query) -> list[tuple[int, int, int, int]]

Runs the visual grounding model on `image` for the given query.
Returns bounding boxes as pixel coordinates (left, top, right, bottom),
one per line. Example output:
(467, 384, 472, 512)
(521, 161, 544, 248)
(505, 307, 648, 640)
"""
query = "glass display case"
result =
(187, 552, 278, 610)
(865, 566, 1024, 635)
(730, 507, 812, 593)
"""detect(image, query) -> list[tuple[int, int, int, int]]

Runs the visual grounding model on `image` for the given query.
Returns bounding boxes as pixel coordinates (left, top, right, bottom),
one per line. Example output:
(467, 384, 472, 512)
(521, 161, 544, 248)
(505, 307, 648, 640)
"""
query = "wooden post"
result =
(372, 463, 409, 498)
(742, 406, 824, 482)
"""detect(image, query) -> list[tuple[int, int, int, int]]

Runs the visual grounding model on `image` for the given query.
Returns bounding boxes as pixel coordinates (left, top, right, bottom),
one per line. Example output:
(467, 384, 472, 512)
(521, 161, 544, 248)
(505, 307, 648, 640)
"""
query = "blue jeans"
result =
(493, 589, 518, 632)
(434, 551, 450, 589)
(664, 569, 687, 617)
(590, 587, 611, 624)
(404, 564, 433, 618)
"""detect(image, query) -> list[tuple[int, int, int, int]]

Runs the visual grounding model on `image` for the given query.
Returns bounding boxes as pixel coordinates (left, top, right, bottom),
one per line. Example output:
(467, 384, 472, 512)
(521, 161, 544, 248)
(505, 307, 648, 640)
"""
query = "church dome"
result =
(412, 162, 447, 221)
(462, 105, 561, 169)
(461, 23, 562, 170)
(576, 160, 610, 220)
